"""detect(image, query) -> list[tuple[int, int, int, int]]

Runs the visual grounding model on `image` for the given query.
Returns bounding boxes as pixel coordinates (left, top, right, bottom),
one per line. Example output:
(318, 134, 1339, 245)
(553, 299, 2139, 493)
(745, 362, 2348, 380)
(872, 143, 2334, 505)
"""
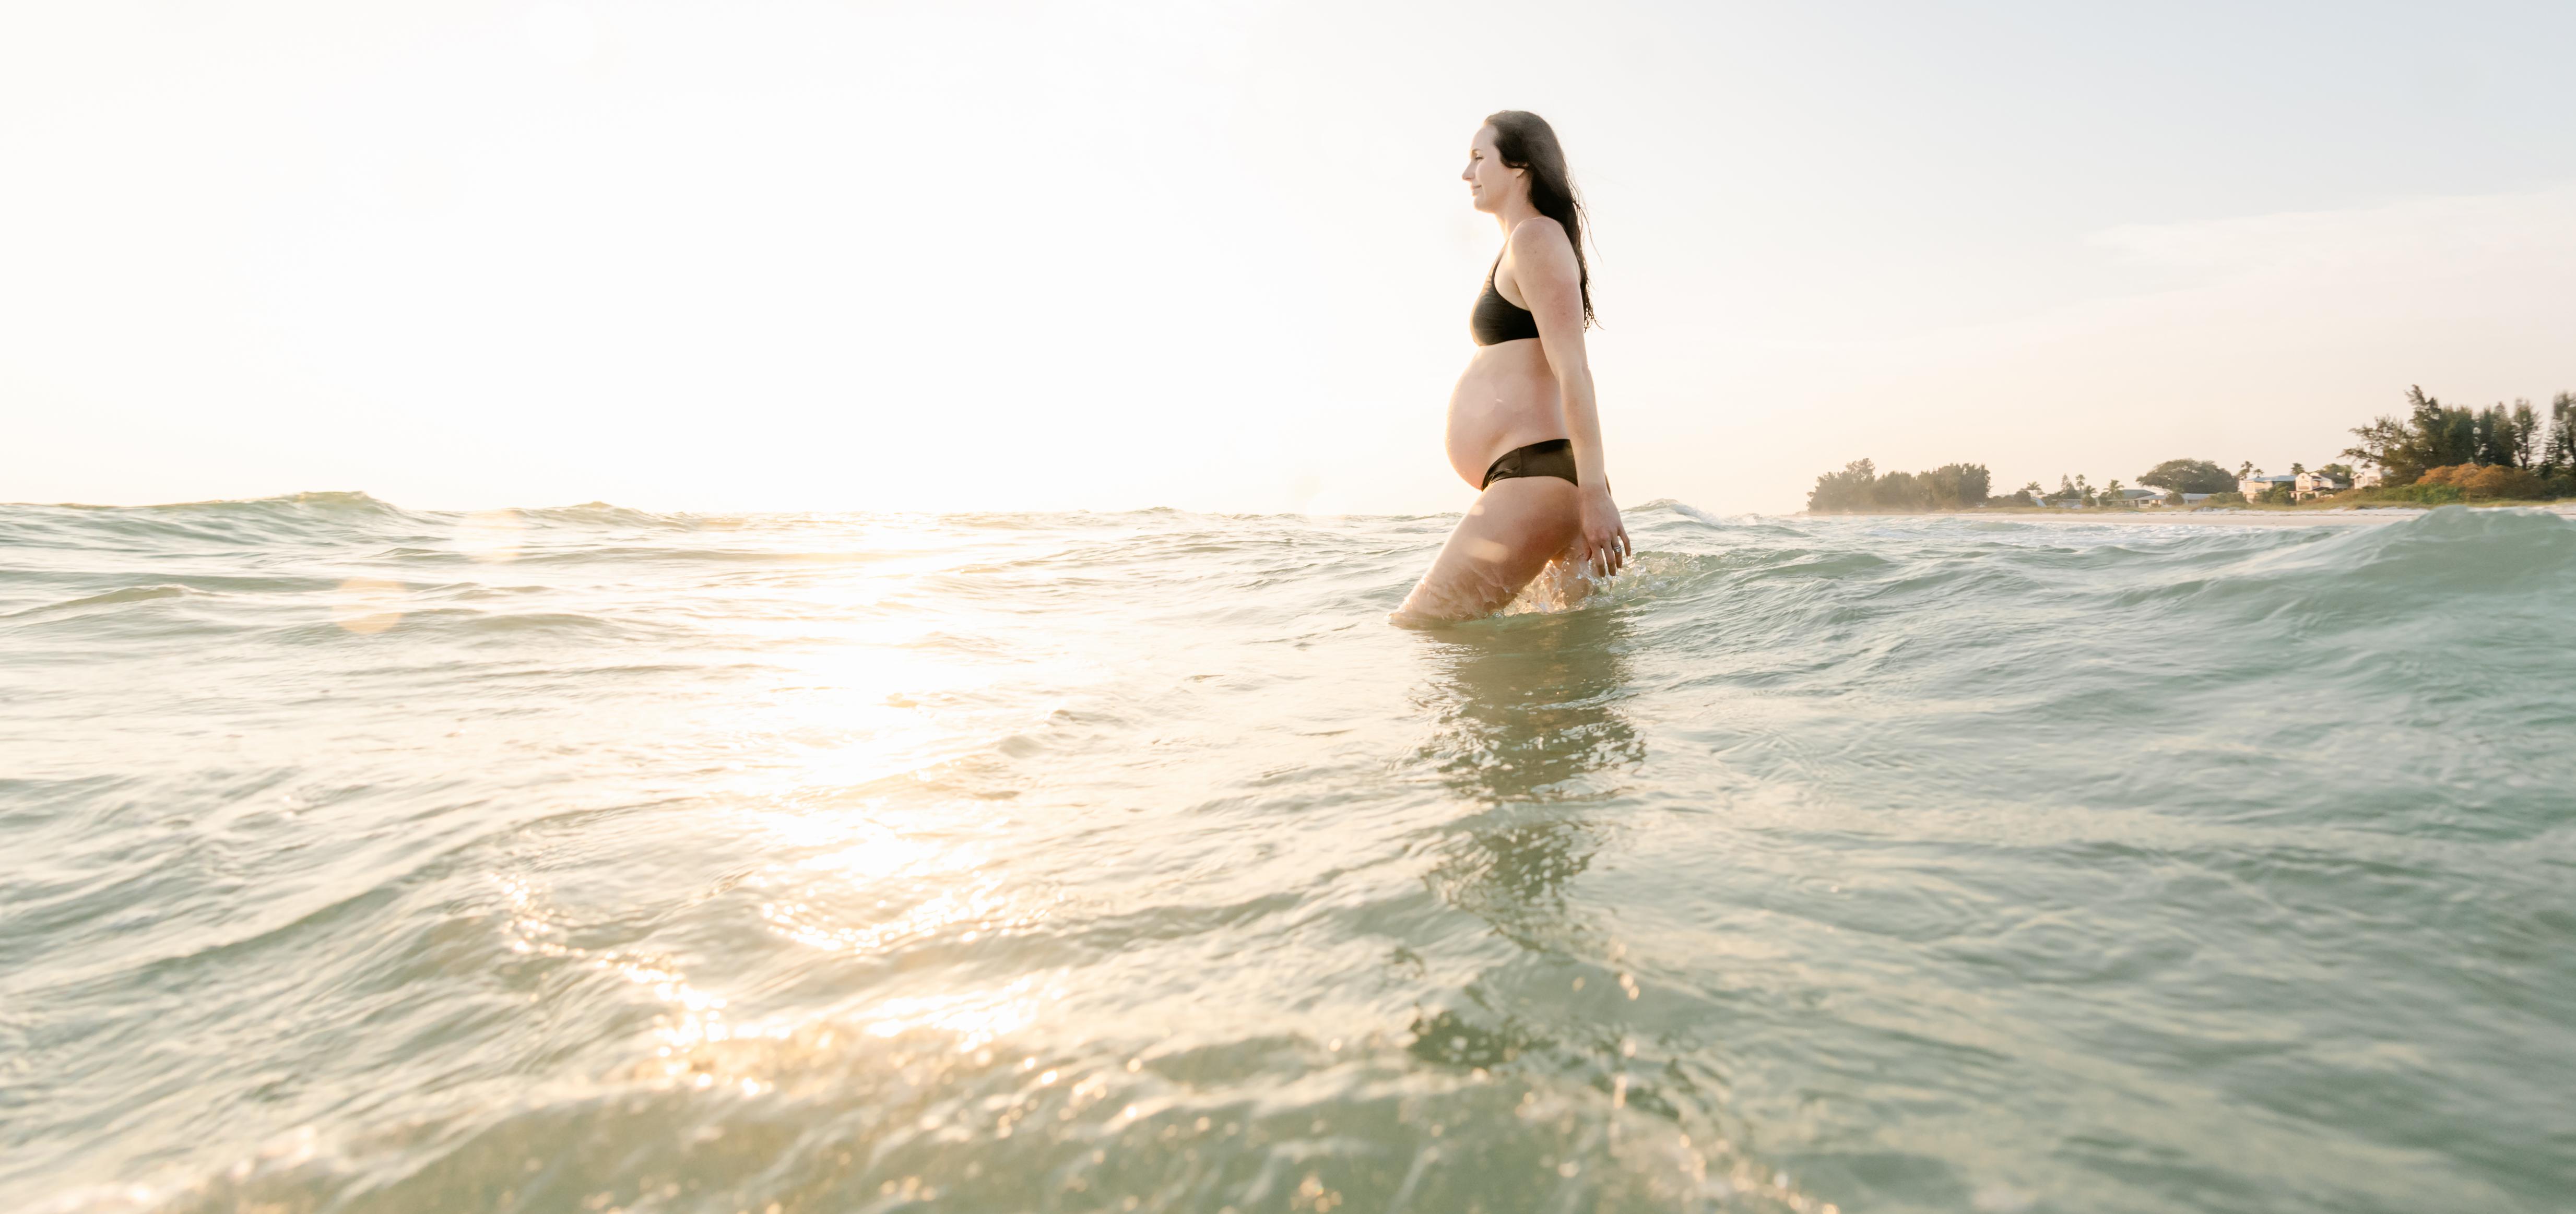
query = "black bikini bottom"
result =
(1480, 438, 1578, 489)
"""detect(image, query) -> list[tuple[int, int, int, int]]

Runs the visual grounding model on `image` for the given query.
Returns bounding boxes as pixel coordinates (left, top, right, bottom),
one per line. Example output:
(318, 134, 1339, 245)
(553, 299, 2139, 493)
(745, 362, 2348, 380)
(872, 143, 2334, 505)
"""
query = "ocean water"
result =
(4, 494, 2572, 1214)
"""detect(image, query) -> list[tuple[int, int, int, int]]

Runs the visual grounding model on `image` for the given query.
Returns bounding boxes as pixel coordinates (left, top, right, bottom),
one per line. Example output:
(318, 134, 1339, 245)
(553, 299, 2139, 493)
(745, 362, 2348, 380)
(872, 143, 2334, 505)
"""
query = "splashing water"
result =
(3, 495, 2571, 1213)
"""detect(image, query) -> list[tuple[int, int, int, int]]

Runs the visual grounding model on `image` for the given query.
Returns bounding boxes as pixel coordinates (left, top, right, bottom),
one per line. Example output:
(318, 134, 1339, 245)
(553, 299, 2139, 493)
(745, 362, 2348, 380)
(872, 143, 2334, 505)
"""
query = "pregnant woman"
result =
(1395, 110, 1629, 622)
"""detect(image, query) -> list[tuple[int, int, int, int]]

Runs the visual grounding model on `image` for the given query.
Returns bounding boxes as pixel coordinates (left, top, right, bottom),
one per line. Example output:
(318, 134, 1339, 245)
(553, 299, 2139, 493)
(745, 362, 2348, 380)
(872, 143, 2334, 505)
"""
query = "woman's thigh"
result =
(1395, 477, 1581, 621)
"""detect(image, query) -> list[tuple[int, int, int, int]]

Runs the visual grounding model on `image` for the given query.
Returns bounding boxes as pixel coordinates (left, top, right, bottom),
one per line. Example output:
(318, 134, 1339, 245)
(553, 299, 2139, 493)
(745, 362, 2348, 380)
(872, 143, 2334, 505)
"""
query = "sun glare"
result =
(328, 578, 406, 634)
(455, 509, 527, 563)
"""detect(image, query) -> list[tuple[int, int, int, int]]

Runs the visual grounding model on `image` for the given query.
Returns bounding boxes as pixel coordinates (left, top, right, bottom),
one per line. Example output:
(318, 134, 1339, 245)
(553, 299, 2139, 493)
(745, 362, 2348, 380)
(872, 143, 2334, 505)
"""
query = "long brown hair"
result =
(1484, 109, 1594, 327)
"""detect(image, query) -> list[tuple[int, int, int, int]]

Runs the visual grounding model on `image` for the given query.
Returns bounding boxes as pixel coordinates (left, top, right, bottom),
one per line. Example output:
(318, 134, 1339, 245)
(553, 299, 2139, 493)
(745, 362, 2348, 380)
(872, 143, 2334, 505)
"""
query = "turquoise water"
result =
(4, 494, 2572, 1213)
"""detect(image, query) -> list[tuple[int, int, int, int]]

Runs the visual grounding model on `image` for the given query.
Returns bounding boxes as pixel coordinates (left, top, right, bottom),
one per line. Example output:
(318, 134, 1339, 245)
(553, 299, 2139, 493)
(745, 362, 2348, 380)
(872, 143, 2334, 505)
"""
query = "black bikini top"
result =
(1471, 255, 1541, 346)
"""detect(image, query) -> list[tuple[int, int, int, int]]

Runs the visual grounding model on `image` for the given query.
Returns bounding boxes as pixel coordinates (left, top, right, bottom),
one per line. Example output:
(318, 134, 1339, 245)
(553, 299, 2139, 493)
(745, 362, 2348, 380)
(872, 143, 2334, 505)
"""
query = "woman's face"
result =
(1461, 125, 1520, 213)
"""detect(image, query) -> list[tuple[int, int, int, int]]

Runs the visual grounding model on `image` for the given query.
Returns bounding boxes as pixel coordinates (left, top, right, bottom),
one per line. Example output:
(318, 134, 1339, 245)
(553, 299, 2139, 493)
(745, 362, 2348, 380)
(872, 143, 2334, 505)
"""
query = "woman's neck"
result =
(1493, 192, 1540, 235)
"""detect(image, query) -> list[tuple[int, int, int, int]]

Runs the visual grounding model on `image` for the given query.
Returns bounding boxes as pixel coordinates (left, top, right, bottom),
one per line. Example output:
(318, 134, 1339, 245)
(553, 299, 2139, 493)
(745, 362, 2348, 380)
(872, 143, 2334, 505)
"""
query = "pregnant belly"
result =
(1444, 344, 1561, 486)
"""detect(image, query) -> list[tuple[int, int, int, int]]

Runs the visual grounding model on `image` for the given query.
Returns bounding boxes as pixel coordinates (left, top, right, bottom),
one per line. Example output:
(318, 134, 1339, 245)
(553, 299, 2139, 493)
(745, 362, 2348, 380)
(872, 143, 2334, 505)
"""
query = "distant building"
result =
(2181, 493, 2216, 505)
(2293, 471, 2348, 500)
(2239, 474, 2297, 497)
(2116, 487, 2167, 506)
(2352, 469, 2383, 488)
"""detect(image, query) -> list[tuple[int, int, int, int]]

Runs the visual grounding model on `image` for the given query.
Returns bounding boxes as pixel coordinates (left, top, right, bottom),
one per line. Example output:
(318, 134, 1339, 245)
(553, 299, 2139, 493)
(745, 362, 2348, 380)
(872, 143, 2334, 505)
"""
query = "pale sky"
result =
(7, 1, 2573, 515)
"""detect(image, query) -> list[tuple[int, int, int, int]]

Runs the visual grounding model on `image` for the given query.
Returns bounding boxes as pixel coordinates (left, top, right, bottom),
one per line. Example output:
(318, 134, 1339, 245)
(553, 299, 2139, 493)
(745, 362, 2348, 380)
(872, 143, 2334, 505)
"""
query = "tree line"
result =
(1804, 461, 1993, 512)
(1806, 385, 2574, 513)
(2340, 387, 2576, 500)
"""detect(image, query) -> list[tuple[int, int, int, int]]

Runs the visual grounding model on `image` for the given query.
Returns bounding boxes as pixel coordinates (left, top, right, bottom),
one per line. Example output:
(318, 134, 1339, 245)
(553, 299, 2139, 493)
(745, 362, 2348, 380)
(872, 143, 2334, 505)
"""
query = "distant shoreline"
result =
(1806, 503, 2576, 525)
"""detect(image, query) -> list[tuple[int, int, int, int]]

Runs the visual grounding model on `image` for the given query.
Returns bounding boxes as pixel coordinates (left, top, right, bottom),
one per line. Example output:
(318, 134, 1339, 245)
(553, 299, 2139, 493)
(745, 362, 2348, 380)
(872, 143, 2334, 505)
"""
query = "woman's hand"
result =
(1575, 485, 1629, 577)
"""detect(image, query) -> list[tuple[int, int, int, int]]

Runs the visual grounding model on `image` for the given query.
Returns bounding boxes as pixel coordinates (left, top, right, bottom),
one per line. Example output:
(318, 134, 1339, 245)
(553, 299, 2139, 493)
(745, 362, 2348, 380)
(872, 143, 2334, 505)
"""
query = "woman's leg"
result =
(1394, 477, 1584, 622)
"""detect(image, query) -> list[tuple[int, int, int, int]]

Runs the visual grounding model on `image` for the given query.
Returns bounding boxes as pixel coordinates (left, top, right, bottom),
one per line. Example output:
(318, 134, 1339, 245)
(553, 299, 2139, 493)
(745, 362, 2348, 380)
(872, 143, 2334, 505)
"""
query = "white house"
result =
(2239, 473, 2297, 497)
(2293, 471, 2348, 499)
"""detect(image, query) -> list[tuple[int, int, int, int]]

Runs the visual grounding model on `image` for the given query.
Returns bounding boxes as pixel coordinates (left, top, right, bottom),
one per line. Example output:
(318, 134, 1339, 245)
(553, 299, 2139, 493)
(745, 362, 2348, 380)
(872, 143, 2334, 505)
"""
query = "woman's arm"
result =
(1510, 217, 1629, 575)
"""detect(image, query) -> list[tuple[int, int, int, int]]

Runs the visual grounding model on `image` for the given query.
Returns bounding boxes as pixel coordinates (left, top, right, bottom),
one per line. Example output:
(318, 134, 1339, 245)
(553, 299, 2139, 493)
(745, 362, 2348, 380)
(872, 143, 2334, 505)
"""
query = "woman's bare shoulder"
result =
(1505, 216, 1575, 266)
(1504, 216, 1566, 251)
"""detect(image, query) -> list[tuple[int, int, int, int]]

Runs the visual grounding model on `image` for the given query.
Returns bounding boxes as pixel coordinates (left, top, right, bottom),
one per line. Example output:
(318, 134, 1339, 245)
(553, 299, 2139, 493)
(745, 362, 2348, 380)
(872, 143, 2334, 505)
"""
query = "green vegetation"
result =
(2137, 459, 2236, 494)
(2338, 387, 2575, 501)
(2343, 387, 2555, 484)
(1806, 384, 2575, 514)
(1805, 460, 1991, 513)
(2361, 482, 2464, 506)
